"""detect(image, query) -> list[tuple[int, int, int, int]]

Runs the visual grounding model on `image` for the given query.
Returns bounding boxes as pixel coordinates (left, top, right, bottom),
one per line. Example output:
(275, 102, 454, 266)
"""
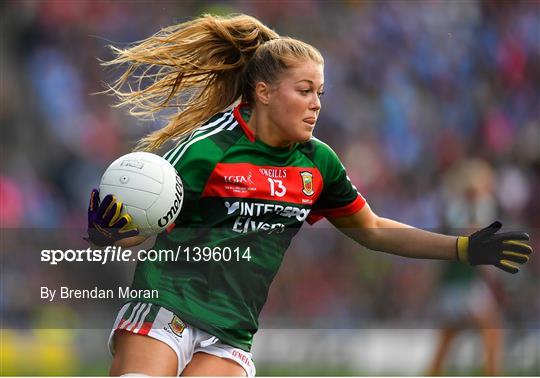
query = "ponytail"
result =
(102, 14, 279, 151)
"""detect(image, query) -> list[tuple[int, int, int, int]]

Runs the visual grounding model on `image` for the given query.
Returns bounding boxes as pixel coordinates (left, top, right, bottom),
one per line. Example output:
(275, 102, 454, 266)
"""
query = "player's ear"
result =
(254, 81, 271, 105)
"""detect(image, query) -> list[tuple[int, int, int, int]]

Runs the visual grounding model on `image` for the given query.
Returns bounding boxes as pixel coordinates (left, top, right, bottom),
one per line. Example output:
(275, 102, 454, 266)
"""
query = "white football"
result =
(99, 152, 183, 236)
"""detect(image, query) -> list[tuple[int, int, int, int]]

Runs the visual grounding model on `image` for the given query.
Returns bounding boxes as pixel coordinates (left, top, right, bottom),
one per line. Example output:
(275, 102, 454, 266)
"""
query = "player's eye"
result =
(299, 89, 311, 95)
(317, 91, 325, 98)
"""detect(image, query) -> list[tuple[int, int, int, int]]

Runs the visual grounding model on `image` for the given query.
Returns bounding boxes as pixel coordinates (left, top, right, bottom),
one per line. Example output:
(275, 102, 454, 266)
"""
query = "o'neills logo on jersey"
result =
(158, 174, 184, 227)
(224, 171, 254, 184)
(300, 171, 314, 196)
(258, 168, 287, 178)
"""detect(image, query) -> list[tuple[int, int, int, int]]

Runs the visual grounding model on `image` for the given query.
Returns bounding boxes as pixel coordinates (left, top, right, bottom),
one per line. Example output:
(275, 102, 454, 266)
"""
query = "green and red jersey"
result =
(130, 104, 365, 351)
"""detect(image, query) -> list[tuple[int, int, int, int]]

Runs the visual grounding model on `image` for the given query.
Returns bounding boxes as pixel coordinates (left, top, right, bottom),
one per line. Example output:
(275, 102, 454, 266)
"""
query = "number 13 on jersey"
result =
(267, 178, 286, 197)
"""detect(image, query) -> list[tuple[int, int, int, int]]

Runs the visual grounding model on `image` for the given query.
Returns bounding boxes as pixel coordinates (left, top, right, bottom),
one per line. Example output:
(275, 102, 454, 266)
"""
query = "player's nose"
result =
(309, 94, 321, 111)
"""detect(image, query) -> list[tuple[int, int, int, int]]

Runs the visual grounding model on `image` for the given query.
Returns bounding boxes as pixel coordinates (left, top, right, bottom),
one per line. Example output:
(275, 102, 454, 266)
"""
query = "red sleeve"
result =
(306, 194, 366, 225)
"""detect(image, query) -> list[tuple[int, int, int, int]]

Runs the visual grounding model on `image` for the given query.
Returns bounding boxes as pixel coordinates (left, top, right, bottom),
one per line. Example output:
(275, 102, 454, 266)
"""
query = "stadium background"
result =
(1, 0, 539, 375)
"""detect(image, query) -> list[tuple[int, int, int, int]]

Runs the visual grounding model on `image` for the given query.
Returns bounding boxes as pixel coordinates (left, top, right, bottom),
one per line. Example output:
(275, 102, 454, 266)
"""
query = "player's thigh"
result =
(181, 352, 246, 377)
(110, 331, 178, 376)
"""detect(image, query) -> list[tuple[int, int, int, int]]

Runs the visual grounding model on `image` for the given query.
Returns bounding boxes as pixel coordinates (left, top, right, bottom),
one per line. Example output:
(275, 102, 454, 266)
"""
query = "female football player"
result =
(86, 14, 532, 377)
(427, 159, 504, 375)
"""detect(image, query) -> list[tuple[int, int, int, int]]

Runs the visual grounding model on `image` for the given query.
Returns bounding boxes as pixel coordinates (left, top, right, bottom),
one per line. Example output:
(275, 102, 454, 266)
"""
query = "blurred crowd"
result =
(1, 0, 539, 372)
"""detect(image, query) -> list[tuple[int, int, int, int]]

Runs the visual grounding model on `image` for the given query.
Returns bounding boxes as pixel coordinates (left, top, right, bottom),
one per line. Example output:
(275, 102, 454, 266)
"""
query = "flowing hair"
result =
(102, 14, 323, 151)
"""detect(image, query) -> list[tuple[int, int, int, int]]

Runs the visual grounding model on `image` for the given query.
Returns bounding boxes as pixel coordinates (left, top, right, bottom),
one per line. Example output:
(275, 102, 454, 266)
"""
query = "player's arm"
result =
(328, 203, 533, 273)
(329, 203, 456, 260)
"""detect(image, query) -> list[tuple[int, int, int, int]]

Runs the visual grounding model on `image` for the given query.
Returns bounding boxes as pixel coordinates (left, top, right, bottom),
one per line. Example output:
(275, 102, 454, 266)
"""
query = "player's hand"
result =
(86, 189, 139, 246)
(457, 221, 532, 274)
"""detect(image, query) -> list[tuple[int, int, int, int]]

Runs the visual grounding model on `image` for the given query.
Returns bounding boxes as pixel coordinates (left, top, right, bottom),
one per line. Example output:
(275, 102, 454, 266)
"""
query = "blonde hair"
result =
(102, 14, 323, 151)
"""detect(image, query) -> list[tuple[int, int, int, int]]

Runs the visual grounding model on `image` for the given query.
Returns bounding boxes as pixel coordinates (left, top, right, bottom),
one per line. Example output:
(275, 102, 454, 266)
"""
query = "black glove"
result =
(457, 221, 532, 274)
(86, 189, 139, 246)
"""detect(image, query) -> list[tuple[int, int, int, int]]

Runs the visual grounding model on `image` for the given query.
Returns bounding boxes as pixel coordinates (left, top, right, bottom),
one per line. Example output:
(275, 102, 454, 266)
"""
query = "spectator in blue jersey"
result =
(85, 14, 533, 377)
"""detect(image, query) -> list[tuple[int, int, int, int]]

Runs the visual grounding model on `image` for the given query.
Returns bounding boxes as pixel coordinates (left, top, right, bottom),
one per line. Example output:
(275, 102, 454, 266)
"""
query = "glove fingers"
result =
(470, 221, 502, 240)
(113, 213, 139, 236)
(97, 194, 115, 219)
(503, 240, 533, 255)
(502, 251, 529, 264)
(492, 231, 530, 242)
(102, 200, 121, 226)
(89, 189, 100, 213)
(495, 260, 519, 274)
(115, 214, 139, 239)
(111, 213, 128, 229)
(473, 221, 502, 239)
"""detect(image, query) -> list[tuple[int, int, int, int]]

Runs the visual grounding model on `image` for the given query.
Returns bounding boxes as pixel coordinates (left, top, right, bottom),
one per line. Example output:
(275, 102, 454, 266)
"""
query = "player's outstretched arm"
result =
(329, 204, 533, 273)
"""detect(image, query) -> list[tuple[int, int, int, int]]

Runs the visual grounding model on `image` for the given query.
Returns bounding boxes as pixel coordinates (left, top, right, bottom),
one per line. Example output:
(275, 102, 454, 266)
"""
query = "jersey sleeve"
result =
(162, 134, 224, 225)
(307, 140, 366, 224)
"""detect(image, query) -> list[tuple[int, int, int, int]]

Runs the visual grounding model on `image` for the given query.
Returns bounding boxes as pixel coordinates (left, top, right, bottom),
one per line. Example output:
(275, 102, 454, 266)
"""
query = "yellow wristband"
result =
(457, 236, 469, 262)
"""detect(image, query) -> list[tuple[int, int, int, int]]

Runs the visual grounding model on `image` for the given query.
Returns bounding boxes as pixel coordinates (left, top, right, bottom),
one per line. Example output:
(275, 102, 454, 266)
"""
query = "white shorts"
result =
(108, 302, 256, 376)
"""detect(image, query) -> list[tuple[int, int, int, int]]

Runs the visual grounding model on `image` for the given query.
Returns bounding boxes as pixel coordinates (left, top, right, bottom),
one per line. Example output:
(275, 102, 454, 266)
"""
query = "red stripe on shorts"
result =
(138, 321, 153, 335)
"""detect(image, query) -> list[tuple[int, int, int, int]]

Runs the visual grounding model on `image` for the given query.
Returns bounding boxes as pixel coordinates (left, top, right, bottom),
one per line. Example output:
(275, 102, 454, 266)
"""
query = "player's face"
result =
(266, 60, 324, 145)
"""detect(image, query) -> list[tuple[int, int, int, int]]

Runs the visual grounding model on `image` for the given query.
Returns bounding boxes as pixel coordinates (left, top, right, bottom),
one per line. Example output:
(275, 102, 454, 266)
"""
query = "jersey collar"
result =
(233, 103, 256, 142)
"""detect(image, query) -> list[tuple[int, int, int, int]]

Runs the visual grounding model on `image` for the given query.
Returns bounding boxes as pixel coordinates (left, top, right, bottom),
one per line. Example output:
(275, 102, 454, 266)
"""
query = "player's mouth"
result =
(303, 117, 317, 126)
